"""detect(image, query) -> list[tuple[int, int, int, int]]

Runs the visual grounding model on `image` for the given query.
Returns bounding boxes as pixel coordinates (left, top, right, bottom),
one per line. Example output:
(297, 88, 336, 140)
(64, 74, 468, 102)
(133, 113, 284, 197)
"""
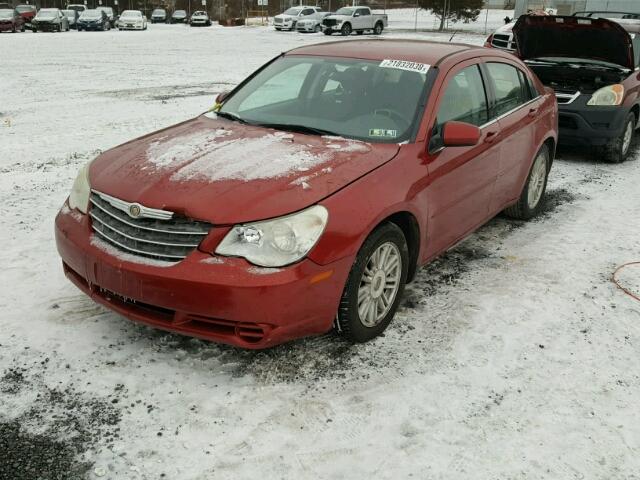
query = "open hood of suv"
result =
(513, 15, 634, 69)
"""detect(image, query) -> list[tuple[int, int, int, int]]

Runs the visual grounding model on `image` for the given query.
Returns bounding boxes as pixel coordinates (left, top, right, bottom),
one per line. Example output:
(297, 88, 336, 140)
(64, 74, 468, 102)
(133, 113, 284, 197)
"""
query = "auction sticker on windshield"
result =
(380, 59, 430, 74)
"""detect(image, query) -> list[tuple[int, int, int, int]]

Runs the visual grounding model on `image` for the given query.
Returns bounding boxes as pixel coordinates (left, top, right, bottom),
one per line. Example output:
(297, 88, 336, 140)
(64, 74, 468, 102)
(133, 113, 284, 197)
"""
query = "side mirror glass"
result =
(442, 121, 481, 147)
(354, 12, 360, 17)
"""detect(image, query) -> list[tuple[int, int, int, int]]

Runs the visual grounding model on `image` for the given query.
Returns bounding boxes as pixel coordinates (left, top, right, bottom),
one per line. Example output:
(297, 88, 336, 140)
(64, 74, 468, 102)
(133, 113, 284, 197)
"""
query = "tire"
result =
(314, 24, 321, 33)
(601, 112, 635, 163)
(323, 29, 331, 35)
(21, 25, 25, 32)
(11, 24, 15, 32)
(503, 144, 551, 220)
(340, 22, 351, 36)
(336, 222, 409, 343)
(356, 30, 363, 35)
(373, 21, 383, 34)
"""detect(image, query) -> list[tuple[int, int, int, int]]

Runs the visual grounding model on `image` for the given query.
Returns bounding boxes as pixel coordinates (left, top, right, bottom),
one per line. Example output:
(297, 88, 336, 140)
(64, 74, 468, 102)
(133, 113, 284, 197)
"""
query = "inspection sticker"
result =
(369, 128, 398, 138)
(380, 59, 430, 74)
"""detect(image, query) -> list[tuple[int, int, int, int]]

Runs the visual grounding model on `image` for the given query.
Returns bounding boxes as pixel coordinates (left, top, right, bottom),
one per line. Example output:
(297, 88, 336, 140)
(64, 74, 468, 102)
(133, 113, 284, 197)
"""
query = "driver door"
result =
(424, 62, 501, 255)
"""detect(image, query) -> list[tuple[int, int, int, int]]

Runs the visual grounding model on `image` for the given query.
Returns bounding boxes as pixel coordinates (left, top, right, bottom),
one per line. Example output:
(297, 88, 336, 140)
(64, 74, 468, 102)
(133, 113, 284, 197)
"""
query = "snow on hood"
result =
(89, 115, 400, 224)
(513, 15, 634, 69)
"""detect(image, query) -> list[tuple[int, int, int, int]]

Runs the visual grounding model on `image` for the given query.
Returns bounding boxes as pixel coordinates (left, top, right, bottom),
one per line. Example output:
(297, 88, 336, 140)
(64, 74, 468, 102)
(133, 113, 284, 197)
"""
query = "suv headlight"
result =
(587, 84, 624, 106)
(215, 205, 328, 267)
(68, 163, 91, 214)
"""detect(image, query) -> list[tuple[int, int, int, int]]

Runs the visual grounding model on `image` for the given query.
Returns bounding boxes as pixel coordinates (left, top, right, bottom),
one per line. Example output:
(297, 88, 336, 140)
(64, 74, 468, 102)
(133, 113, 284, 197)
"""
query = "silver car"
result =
(296, 12, 329, 33)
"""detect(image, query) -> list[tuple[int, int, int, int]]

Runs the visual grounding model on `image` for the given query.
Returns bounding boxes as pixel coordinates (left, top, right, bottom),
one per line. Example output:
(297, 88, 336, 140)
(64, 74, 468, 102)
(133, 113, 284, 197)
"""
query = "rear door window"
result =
(486, 63, 529, 117)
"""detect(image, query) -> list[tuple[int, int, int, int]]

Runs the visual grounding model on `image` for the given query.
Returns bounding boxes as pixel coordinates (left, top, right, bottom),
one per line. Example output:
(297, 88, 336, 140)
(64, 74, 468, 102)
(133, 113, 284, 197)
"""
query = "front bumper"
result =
(78, 22, 105, 30)
(119, 23, 143, 29)
(190, 20, 209, 25)
(0, 22, 15, 31)
(296, 23, 316, 32)
(33, 22, 59, 31)
(557, 95, 630, 146)
(55, 205, 351, 349)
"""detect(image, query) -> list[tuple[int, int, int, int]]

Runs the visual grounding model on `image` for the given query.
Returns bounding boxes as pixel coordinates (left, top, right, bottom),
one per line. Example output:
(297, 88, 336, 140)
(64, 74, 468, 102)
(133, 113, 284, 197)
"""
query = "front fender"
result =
(308, 144, 428, 266)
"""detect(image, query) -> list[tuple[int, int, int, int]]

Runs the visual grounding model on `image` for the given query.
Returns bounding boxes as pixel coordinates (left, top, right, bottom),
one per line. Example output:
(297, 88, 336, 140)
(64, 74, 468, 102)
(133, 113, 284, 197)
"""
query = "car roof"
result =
(287, 39, 482, 65)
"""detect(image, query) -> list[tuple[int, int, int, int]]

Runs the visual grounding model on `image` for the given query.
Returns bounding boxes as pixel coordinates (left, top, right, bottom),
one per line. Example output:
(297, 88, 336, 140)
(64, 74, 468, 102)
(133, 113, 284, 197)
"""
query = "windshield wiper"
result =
(215, 111, 249, 124)
(255, 123, 342, 137)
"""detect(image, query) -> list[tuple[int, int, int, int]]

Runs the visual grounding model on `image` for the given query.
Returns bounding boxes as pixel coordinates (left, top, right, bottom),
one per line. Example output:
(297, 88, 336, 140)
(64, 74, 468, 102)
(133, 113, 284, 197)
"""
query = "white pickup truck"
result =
(322, 6, 387, 36)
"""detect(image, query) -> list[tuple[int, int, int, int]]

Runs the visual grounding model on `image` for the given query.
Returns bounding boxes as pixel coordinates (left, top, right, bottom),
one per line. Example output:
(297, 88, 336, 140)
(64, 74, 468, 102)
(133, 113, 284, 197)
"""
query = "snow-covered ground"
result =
(380, 7, 514, 33)
(2, 24, 640, 480)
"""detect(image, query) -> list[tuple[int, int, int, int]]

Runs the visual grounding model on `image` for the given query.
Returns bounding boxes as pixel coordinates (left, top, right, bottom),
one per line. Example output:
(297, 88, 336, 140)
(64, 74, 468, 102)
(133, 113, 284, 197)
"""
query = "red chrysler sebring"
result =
(55, 40, 558, 348)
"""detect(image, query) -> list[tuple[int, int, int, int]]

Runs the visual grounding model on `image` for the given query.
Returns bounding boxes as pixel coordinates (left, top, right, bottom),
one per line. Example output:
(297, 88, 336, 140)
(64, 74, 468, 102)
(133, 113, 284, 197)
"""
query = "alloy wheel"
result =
(527, 150, 547, 210)
(357, 242, 402, 327)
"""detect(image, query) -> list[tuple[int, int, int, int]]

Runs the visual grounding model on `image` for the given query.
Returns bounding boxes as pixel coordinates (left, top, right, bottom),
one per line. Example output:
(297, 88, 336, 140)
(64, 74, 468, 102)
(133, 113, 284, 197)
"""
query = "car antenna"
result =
(449, 30, 458, 42)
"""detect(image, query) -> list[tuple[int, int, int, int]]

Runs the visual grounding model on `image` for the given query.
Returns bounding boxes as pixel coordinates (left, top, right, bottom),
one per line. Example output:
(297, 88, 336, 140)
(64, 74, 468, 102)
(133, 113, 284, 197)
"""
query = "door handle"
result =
(484, 131, 498, 144)
(528, 107, 539, 117)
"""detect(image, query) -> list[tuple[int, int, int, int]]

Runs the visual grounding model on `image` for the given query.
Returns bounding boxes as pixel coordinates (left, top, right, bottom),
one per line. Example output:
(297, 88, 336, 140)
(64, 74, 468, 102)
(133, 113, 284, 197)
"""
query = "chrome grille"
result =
(491, 33, 516, 51)
(323, 18, 337, 27)
(554, 90, 580, 104)
(274, 17, 282, 23)
(89, 191, 212, 261)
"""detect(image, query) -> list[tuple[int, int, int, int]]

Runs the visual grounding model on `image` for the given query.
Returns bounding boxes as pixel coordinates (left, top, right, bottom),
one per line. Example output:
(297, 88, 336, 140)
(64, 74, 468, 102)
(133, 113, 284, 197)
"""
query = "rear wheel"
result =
(340, 22, 351, 36)
(504, 144, 550, 220)
(336, 223, 409, 343)
(373, 22, 383, 34)
(601, 112, 635, 163)
(314, 24, 321, 33)
(356, 29, 363, 35)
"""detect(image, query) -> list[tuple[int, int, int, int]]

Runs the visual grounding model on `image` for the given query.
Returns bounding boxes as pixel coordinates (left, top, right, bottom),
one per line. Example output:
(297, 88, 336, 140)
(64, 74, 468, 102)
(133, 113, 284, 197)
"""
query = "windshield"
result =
(283, 8, 301, 15)
(62, 9, 75, 16)
(193, 11, 205, 15)
(0, 9, 13, 18)
(15, 5, 34, 12)
(121, 10, 141, 17)
(336, 7, 354, 15)
(218, 56, 429, 143)
(152, 9, 164, 14)
(37, 10, 57, 18)
(174, 10, 185, 16)
(80, 10, 101, 19)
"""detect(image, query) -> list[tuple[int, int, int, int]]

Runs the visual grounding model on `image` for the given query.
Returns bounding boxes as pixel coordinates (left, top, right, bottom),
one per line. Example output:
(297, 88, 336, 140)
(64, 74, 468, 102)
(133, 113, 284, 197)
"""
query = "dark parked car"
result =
(33, 8, 69, 32)
(62, 9, 79, 29)
(151, 8, 166, 23)
(170, 9, 187, 23)
(96, 6, 115, 27)
(0, 8, 26, 32)
(77, 9, 110, 31)
(512, 15, 640, 162)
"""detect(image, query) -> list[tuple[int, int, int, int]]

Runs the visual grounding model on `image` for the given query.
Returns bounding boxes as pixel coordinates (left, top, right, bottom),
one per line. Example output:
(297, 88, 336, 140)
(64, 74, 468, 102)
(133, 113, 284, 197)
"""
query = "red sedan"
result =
(0, 8, 25, 32)
(55, 40, 558, 348)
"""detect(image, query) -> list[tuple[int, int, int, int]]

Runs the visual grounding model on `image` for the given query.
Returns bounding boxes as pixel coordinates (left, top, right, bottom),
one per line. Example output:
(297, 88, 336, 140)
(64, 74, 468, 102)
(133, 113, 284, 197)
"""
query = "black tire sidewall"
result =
(338, 223, 409, 342)
(341, 23, 351, 35)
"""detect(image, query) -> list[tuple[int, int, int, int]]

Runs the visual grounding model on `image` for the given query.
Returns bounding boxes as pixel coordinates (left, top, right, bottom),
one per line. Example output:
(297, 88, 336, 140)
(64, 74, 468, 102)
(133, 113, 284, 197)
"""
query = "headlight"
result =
(215, 205, 328, 267)
(68, 163, 91, 214)
(587, 84, 624, 106)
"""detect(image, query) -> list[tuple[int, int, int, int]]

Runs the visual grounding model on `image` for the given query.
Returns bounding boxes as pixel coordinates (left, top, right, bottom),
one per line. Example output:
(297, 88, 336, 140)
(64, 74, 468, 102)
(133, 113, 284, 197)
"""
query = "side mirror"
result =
(216, 90, 231, 104)
(353, 12, 360, 17)
(442, 121, 481, 147)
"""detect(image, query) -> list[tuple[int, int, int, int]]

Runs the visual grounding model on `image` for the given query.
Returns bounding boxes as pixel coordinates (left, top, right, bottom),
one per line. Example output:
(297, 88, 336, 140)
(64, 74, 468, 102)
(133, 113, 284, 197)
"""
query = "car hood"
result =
(513, 15, 634, 69)
(89, 114, 400, 224)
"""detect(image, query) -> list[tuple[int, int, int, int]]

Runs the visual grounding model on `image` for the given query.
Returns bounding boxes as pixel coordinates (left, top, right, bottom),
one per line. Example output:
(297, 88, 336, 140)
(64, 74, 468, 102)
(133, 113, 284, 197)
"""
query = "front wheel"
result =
(601, 112, 635, 163)
(323, 29, 332, 35)
(314, 24, 321, 33)
(336, 222, 409, 343)
(340, 23, 351, 36)
(504, 144, 550, 220)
